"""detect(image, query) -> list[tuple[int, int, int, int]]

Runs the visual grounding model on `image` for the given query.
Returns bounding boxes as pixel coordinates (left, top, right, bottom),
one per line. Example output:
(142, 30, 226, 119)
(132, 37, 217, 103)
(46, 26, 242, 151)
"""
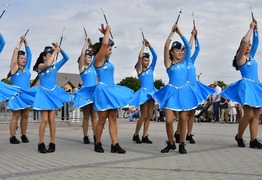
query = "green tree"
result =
(154, 79, 165, 89)
(118, 76, 141, 92)
(218, 81, 227, 88)
(118, 76, 166, 91)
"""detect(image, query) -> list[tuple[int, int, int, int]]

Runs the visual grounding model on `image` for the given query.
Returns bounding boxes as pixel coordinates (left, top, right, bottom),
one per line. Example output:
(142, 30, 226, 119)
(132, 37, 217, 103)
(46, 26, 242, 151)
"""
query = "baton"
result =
(101, 8, 114, 40)
(0, 4, 9, 19)
(175, 9, 182, 24)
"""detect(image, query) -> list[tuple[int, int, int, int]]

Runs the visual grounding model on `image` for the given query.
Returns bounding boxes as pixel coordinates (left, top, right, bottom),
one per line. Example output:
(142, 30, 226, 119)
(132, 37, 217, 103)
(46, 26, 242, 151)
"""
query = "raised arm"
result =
(24, 37, 32, 70)
(55, 49, 69, 71)
(191, 29, 200, 64)
(250, 20, 259, 59)
(148, 42, 157, 71)
(175, 25, 191, 66)
(236, 20, 256, 66)
(94, 24, 111, 67)
(78, 36, 92, 73)
(0, 33, 5, 53)
(164, 25, 175, 69)
(10, 35, 25, 74)
(135, 40, 146, 74)
(38, 42, 61, 72)
(189, 29, 195, 49)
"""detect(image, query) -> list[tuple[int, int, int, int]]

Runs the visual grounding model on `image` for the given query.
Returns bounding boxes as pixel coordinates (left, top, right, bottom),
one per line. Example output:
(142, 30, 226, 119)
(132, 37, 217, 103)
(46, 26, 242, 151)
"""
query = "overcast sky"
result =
(0, 0, 261, 86)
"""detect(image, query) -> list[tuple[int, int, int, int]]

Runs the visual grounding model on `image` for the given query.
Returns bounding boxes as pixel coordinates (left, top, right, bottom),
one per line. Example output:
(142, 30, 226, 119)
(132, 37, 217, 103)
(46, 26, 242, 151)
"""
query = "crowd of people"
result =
(0, 15, 262, 155)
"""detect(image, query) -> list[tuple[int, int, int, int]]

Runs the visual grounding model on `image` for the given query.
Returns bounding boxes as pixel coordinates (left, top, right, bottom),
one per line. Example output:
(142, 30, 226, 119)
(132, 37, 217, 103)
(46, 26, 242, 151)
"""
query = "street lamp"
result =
(197, 73, 202, 81)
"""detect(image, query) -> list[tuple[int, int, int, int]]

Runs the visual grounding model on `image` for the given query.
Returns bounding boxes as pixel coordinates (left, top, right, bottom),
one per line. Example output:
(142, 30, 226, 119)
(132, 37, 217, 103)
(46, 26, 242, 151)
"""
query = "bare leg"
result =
(143, 99, 155, 137)
(9, 110, 21, 137)
(179, 111, 188, 143)
(48, 110, 56, 143)
(95, 111, 108, 143)
(187, 109, 196, 135)
(39, 111, 49, 143)
(82, 105, 90, 137)
(108, 109, 118, 145)
(237, 106, 253, 138)
(134, 102, 148, 136)
(175, 111, 180, 134)
(90, 105, 97, 136)
(165, 109, 175, 143)
(20, 108, 30, 136)
(250, 108, 260, 141)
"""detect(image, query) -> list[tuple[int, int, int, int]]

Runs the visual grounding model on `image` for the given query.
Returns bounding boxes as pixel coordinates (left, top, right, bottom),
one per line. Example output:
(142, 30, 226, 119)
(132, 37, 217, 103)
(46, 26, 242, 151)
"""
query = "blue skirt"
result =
(73, 86, 96, 108)
(220, 78, 262, 108)
(0, 82, 20, 103)
(8, 86, 37, 110)
(129, 87, 158, 108)
(33, 85, 73, 110)
(194, 81, 215, 101)
(152, 82, 203, 111)
(93, 83, 134, 111)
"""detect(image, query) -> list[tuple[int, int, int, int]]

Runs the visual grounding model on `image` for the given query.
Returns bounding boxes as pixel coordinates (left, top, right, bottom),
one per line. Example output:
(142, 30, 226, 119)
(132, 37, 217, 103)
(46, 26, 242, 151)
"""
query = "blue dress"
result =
(0, 34, 5, 53)
(8, 46, 37, 110)
(220, 30, 262, 107)
(92, 58, 134, 111)
(33, 50, 73, 110)
(0, 82, 20, 103)
(73, 60, 97, 108)
(129, 47, 158, 107)
(0, 35, 21, 103)
(152, 36, 202, 111)
(187, 39, 214, 101)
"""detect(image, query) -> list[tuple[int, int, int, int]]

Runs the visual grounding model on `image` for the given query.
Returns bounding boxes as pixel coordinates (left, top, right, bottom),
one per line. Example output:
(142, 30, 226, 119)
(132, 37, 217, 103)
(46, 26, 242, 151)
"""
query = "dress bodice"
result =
(138, 47, 157, 91)
(167, 61, 187, 87)
(39, 65, 58, 90)
(138, 67, 154, 90)
(80, 64, 97, 87)
(38, 50, 69, 90)
(12, 69, 31, 89)
(95, 60, 115, 87)
(240, 59, 259, 83)
(187, 63, 197, 84)
(11, 46, 32, 89)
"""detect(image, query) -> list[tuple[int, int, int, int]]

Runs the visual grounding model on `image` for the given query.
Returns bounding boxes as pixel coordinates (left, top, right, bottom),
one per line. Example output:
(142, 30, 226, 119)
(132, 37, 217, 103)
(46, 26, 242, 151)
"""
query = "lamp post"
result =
(197, 73, 202, 81)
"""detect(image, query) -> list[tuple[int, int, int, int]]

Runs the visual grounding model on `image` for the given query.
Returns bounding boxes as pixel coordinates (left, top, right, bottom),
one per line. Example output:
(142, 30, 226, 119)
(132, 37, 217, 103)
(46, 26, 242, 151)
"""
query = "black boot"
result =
(111, 143, 126, 154)
(161, 141, 176, 153)
(250, 139, 262, 149)
(179, 142, 187, 154)
(38, 143, 47, 153)
(174, 132, 180, 143)
(10, 136, 20, 144)
(142, 135, 153, 144)
(132, 134, 142, 144)
(47, 143, 56, 153)
(94, 142, 104, 153)
(186, 134, 196, 144)
(21, 135, 29, 143)
(83, 136, 90, 144)
(235, 135, 245, 147)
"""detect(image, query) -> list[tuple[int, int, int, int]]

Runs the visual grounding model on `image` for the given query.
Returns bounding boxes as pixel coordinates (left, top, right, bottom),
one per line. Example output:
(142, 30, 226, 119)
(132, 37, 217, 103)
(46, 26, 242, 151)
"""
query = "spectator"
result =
(212, 81, 221, 122)
(220, 86, 229, 123)
(228, 100, 237, 123)
(129, 107, 140, 122)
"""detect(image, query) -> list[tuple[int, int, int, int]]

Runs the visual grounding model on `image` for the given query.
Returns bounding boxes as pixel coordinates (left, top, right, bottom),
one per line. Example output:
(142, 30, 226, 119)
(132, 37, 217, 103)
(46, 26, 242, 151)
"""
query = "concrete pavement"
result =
(0, 118, 261, 180)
